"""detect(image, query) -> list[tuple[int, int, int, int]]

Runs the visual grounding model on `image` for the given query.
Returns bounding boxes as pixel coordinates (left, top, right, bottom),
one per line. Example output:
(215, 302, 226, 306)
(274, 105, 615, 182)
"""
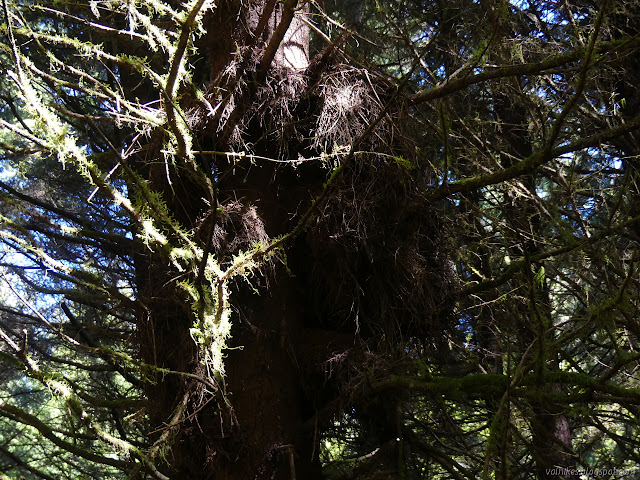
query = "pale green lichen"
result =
(169, 247, 195, 271)
(7, 0, 235, 382)
(188, 277, 231, 376)
(139, 219, 168, 246)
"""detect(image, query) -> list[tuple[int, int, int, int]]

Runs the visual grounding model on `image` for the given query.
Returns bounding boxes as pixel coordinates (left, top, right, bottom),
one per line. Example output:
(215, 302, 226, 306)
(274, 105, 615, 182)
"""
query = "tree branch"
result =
(426, 111, 640, 202)
(0, 403, 133, 469)
(410, 36, 640, 105)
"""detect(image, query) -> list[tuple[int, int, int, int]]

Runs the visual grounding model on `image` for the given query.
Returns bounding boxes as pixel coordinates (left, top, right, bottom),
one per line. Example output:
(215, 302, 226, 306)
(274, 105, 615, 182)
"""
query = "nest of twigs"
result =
(190, 49, 454, 422)
(210, 200, 270, 262)
(306, 157, 451, 343)
(195, 57, 453, 345)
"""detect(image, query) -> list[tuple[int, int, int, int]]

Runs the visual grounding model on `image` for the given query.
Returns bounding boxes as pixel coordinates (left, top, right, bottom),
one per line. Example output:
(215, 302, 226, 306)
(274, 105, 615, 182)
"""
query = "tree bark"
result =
(134, 2, 323, 478)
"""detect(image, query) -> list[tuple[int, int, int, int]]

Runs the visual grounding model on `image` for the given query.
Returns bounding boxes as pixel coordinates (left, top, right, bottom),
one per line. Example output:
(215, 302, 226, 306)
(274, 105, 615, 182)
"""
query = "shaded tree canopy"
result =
(1, 0, 640, 479)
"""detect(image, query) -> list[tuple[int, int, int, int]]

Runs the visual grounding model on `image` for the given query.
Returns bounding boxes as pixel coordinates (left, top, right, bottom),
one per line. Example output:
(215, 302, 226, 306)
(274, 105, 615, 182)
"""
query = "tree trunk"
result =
(272, 2, 309, 71)
(135, 2, 323, 478)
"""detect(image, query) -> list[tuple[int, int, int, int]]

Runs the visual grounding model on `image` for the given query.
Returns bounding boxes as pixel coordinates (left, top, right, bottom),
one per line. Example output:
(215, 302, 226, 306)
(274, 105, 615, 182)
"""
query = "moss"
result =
(374, 373, 509, 400)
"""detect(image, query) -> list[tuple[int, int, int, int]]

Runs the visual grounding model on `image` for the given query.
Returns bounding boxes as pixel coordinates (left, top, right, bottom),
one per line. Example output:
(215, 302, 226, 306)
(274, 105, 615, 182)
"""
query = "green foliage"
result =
(1, 0, 640, 478)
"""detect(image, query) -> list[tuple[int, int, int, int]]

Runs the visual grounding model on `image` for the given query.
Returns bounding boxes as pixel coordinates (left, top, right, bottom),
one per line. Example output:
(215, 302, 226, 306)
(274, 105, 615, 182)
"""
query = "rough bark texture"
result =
(135, 1, 446, 477)
(209, 157, 325, 479)
(135, 3, 324, 478)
